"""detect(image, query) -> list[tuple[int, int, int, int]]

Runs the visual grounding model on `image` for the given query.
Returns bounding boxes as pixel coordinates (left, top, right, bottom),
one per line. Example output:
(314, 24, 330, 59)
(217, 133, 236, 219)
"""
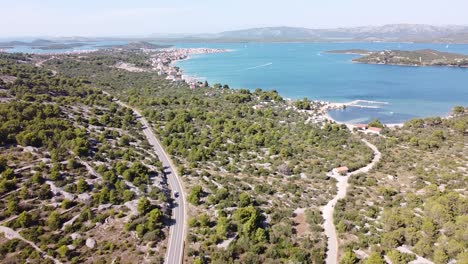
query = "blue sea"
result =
(3, 41, 468, 124)
(174, 42, 468, 124)
(2, 41, 128, 54)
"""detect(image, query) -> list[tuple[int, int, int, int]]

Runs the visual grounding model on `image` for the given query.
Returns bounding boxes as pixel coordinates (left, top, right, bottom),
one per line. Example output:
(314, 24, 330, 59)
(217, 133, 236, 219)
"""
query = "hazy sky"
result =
(2, 0, 468, 37)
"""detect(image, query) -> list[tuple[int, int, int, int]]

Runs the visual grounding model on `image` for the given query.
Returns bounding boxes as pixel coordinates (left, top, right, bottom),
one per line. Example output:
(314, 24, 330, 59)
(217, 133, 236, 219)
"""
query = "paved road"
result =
(114, 99, 186, 264)
(322, 139, 381, 264)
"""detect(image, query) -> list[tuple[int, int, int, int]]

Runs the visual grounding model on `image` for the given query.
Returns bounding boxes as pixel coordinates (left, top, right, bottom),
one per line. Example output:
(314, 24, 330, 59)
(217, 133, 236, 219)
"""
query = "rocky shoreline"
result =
(329, 49, 468, 68)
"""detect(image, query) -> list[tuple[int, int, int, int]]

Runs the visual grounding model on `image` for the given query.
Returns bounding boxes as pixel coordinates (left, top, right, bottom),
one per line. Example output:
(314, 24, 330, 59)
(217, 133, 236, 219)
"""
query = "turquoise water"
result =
(3, 41, 128, 54)
(175, 42, 468, 124)
(3, 41, 467, 123)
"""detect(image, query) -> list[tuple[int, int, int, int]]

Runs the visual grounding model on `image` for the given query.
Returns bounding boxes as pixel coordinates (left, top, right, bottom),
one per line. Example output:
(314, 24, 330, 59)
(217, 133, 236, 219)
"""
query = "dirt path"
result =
(322, 139, 381, 264)
(35, 57, 57, 75)
(0, 226, 62, 263)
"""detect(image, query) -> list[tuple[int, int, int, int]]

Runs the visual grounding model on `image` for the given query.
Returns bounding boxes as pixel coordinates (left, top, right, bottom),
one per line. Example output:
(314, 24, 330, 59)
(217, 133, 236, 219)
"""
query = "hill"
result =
(338, 49, 468, 67)
(124, 41, 172, 50)
(183, 24, 468, 43)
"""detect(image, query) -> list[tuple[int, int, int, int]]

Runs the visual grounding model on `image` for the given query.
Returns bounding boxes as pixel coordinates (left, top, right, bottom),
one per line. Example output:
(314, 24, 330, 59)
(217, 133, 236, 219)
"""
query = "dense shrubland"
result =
(0, 54, 170, 263)
(335, 113, 467, 263)
(10, 50, 465, 264)
(44, 50, 378, 263)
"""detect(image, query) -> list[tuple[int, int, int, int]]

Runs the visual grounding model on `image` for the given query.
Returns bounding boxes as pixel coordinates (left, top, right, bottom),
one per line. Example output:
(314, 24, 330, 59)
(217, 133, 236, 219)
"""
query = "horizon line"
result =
(2, 23, 468, 39)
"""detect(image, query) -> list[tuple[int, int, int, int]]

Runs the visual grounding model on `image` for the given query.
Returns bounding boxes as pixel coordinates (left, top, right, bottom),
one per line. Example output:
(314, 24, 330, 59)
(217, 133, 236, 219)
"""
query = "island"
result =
(328, 49, 468, 67)
(31, 43, 88, 50)
(100, 41, 173, 50)
(0, 39, 88, 50)
(326, 49, 373, 55)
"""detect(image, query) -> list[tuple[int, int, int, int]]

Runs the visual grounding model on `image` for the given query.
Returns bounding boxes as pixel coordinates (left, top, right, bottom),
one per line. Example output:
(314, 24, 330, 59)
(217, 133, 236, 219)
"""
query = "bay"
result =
(175, 42, 468, 124)
(3, 40, 467, 124)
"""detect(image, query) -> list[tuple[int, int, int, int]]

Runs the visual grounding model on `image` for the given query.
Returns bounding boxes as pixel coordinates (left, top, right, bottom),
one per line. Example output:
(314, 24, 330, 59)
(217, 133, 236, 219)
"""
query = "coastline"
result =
(1, 48, 98, 55)
(148, 47, 232, 85)
(158, 49, 421, 127)
(318, 100, 404, 127)
(3, 45, 456, 127)
(166, 48, 421, 126)
(352, 60, 468, 68)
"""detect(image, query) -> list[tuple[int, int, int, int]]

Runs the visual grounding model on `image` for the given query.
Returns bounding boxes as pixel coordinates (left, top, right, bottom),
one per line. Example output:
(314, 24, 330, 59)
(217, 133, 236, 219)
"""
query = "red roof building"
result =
(333, 166, 349, 175)
(368, 127, 382, 134)
(354, 124, 368, 130)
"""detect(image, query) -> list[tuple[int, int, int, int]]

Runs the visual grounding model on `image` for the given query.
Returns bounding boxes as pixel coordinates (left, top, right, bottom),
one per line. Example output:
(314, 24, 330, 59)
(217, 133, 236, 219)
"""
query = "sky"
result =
(1, 0, 468, 37)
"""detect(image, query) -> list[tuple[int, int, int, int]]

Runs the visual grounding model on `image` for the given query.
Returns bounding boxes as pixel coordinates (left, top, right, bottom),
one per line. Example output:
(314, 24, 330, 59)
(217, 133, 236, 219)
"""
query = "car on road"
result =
(174, 191, 179, 198)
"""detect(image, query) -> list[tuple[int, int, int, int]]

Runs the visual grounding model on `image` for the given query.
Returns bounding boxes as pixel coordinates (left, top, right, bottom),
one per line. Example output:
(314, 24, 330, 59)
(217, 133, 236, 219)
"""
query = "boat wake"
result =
(244, 62, 273, 70)
(345, 117, 370, 124)
(350, 100, 389, 105)
(346, 100, 389, 109)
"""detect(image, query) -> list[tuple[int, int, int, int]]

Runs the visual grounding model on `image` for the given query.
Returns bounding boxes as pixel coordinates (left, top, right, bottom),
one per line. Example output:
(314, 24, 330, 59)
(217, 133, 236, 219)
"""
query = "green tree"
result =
(17, 211, 32, 228)
(147, 208, 163, 231)
(216, 216, 230, 239)
(73, 137, 90, 157)
(294, 98, 312, 110)
(99, 186, 110, 204)
(136, 224, 147, 237)
(340, 249, 358, 264)
(254, 228, 267, 243)
(238, 192, 252, 207)
(61, 199, 73, 209)
(48, 210, 62, 230)
(7, 197, 19, 215)
(433, 247, 449, 264)
(57, 245, 69, 259)
(368, 119, 384, 129)
(2, 168, 15, 180)
(0, 178, 15, 194)
(413, 239, 432, 258)
(364, 252, 385, 264)
(453, 120, 466, 134)
(138, 197, 151, 215)
(19, 186, 29, 199)
(123, 190, 135, 202)
(188, 185, 203, 205)
(199, 213, 210, 228)
(67, 158, 79, 170)
(119, 135, 131, 146)
(336, 220, 348, 233)
(0, 155, 7, 173)
(452, 106, 465, 115)
(109, 190, 119, 204)
(193, 257, 204, 264)
(77, 178, 88, 193)
(50, 165, 62, 181)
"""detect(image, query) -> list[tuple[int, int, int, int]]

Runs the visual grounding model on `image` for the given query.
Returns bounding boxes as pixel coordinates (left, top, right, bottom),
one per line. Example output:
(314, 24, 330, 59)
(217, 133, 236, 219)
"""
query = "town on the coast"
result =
(150, 48, 230, 87)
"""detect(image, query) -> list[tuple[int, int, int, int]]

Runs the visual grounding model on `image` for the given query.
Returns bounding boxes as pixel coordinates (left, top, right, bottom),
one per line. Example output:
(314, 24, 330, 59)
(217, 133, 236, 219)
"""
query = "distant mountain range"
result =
(172, 24, 468, 43)
(3, 24, 468, 45)
(0, 39, 56, 48)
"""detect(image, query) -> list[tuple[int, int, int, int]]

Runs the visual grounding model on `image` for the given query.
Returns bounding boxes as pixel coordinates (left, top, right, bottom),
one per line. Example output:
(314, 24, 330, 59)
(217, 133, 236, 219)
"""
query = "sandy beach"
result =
(319, 100, 405, 127)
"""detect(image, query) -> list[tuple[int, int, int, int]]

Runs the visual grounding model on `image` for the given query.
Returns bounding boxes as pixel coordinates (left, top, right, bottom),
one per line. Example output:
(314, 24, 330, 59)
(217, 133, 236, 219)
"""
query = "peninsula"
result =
(328, 49, 468, 67)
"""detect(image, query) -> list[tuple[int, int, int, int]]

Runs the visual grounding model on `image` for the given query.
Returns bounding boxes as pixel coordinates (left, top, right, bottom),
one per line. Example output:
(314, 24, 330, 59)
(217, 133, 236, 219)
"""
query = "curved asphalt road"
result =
(114, 99, 186, 264)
